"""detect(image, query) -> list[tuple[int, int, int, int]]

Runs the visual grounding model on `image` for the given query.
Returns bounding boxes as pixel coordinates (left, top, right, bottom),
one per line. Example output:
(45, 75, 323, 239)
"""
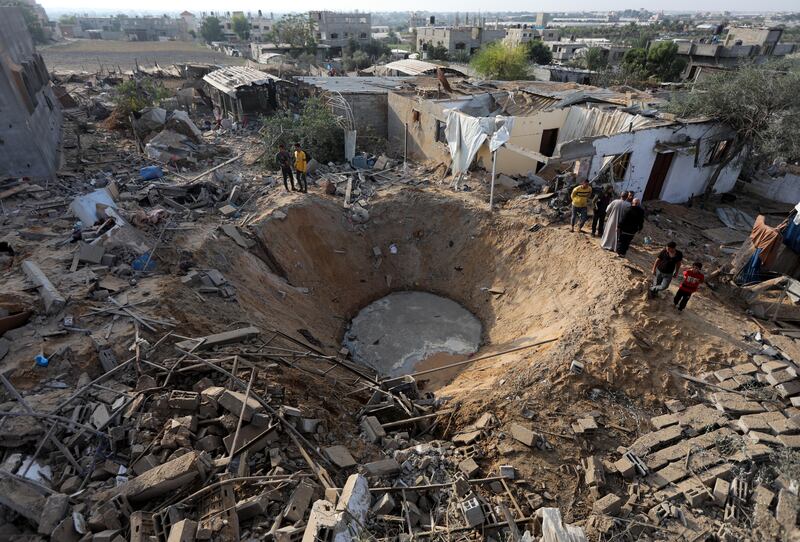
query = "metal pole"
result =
(489, 149, 497, 211)
(403, 122, 408, 173)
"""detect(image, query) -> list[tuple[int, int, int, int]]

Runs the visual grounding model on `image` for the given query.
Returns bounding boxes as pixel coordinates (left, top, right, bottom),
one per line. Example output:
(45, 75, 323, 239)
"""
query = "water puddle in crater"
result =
(343, 291, 482, 379)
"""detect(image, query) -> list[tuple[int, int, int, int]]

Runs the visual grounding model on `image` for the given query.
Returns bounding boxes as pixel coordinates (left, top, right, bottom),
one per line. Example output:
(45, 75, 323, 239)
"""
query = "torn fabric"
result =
(445, 110, 514, 175)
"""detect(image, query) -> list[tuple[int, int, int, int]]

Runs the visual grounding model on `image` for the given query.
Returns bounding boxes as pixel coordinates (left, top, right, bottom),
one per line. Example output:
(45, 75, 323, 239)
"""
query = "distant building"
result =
(504, 26, 561, 48)
(416, 26, 506, 56)
(66, 15, 187, 41)
(545, 41, 587, 63)
(0, 7, 62, 178)
(310, 11, 371, 55)
(673, 26, 797, 81)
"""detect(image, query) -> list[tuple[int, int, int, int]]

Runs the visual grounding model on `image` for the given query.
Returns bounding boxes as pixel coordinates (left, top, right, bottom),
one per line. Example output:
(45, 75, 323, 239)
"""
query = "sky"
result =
(38, 1, 800, 15)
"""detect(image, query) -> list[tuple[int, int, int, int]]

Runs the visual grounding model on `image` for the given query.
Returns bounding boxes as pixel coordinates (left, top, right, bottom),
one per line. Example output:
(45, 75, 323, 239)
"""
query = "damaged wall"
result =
(585, 121, 744, 203)
(0, 7, 63, 179)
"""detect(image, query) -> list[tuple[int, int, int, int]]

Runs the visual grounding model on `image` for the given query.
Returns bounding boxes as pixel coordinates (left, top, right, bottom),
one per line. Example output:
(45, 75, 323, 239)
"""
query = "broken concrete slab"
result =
(22, 260, 66, 314)
(113, 451, 210, 503)
(593, 493, 623, 515)
(174, 326, 261, 352)
(285, 481, 315, 523)
(38, 492, 69, 535)
(323, 445, 356, 469)
(166, 519, 197, 542)
(360, 416, 386, 443)
(78, 242, 105, 264)
(363, 458, 401, 477)
(217, 389, 263, 422)
(0, 476, 46, 523)
(509, 423, 539, 447)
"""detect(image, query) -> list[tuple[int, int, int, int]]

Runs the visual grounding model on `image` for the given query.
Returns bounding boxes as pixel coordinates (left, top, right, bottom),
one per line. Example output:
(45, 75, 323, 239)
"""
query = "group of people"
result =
(275, 143, 309, 193)
(570, 181, 644, 257)
(570, 181, 705, 311)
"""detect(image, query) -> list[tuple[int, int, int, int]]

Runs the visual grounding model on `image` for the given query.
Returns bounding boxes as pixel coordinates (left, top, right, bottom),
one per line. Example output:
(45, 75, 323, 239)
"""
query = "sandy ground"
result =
(40, 39, 245, 73)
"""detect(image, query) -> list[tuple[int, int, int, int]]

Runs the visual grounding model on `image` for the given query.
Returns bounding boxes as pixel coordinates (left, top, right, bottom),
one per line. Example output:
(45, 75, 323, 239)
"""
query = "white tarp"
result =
(344, 130, 357, 163)
(70, 187, 118, 226)
(445, 111, 514, 175)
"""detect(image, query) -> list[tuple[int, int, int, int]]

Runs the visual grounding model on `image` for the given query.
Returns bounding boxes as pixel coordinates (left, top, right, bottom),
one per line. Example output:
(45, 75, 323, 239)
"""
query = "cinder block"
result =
(593, 493, 623, 515)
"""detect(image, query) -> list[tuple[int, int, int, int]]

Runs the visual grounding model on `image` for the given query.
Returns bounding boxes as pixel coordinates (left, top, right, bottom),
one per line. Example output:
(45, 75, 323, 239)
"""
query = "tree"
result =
(231, 14, 250, 41)
(668, 60, 800, 198)
(200, 16, 223, 43)
(269, 14, 316, 54)
(59, 14, 77, 24)
(114, 78, 170, 117)
(527, 40, 553, 65)
(262, 97, 345, 166)
(427, 44, 449, 61)
(645, 41, 686, 82)
(582, 47, 608, 71)
(471, 43, 529, 80)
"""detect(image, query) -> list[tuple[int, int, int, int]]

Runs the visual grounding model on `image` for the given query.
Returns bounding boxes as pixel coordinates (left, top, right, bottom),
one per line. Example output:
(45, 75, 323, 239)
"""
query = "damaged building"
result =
(0, 7, 62, 179)
(202, 66, 284, 123)
(387, 81, 744, 202)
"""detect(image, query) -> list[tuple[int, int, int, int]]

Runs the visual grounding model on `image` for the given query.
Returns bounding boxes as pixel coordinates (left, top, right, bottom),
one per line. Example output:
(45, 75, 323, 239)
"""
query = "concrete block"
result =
(274, 525, 304, 542)
(78, 242, 105, 264)
(458, 457, 480, 477)
(336, 474, 370, 530)
(93, 529, 121, 542)
(22, 260, 66, 314)
(499, 465, 516, 479)
(323, 445, 356, 469)
(0, 476, 46, 522)
(166, 519, 197, 542)
(222, 424, 277, 454)
(779, 434, 800, 448)
(114, 451, 209, 503)
(364, 458, 401, 477)
(38, 493, 69, 535)
(776, 489, 798, 530)
(775, 380, 800, 398)
(218, 389, 263, 421)
(285, 481, 315, 523)
(766, 370, 796, 386)
(593, 493, 623, 515)
(509, 423, 538, 447)
(168, 390, 200, 410)
(461, 497, 485, 527)
(371, 493, 395, 515)
(651, 413, 679, 429)
(713, 478, 730, 506)
(174, 326, 261, 352)
(360, 416, 386, 443)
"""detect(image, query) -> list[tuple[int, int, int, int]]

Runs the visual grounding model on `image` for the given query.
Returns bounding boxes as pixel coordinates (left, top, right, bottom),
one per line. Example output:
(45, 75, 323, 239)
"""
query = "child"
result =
(674, 261, 704, 311)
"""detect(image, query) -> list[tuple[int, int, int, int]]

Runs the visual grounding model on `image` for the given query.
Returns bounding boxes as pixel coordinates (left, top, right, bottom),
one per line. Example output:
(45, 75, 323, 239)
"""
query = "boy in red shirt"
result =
(674, 261, 704, 311)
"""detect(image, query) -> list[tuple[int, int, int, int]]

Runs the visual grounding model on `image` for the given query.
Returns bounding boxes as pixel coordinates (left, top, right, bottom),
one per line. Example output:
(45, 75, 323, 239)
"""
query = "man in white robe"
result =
(601, 191, 631, 251)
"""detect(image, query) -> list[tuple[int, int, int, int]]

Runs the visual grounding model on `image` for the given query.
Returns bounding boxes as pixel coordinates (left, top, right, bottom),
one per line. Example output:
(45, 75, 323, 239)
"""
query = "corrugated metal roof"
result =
(295, 76, 411, 94)
(377, 59, 466, 76)
(557, 107, 668, 143)
(203, 66, 283, 95)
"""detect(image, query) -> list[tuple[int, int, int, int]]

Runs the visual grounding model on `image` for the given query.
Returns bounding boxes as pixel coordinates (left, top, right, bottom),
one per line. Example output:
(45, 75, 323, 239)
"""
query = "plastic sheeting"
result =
(445, 111, 515, 175)
(70, 188, 118, 226)
(344, 130, 357, 163)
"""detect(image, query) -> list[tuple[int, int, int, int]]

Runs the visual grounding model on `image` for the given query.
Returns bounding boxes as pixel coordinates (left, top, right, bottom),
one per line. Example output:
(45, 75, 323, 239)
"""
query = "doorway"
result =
(643, 152, 674, 201)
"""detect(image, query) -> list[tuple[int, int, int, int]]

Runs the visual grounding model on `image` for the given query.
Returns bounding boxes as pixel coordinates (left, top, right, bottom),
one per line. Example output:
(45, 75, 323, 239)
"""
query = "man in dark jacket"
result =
(617, 198, 644, 256)
(591, 185, 614, 237)
(276, 144, 295, 192)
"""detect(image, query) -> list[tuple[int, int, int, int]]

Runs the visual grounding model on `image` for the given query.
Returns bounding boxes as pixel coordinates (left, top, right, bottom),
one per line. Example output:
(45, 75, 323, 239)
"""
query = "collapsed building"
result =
(386, 80, 744, 203)
(0, 7, 62, 179)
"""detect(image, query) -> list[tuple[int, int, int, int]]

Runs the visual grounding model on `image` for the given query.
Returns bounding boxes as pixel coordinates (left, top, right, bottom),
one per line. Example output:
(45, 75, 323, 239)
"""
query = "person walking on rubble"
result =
(294, 143, 308, 193)
(673, 261, 704, 311)
(649, 241, 683, 298)
(591, 185, 613, 237)
(616, 198, 645, 257)
(600, 191, 630, 251)
(276, 144, 296, 192)
(570, 179, 593, 233)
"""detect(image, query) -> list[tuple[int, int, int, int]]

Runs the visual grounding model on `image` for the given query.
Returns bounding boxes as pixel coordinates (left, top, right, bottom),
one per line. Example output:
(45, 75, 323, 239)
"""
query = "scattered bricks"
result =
(180, 271, 200, 286)
(61, 476, 82, 494)
(282, 405, 302, 418)
(712, 392, 766, 415)
(648, 463, 687, 490)
(583, 456, 605, 487)
(753, 485, 775, 508)
(22, 260, 66, 314)
(713, 479, 730, 506)
(714, 368, 736, 382)
(299, 418, 320, 433)
(453, 473, 471, 498)
(733, 362, 759, 375)
(336, 474, 370, 520)
(131, 454, 160, 476)
(251, 412, 271, 427)
(285, 482, 315, 523)
(762, 360, 789, 373)
(459, 457, 480, 477)
(778, 435, 800, 448)
(372, 493, 395, 515)
(647, 502, 671, 524)
(217, 390, 263, 422)
(766, 370, 796, 386)
(78, 241, 105, 264)
(219, 204, 238, 217)
(510, 423, 539, 447)
(167, 519, 197, 542)
(575, 416, 598, 434)
(752, 355, 773, 366)
(323, 446, 356, 469)
(274, 525, 304, 542)
(737, 412, 785, 433)
(776, 489, 798, 531)
(200, 386, 226, 405)
(651, 413, 679, 429)
(361, 416, 386, 443)
(223, 424, 277, 454)
(570, 360, 584, 374)
(769, 418, 800, 435)
(593, 493, 623, 515)
(793, 397, 800, 408)
(364, 458, 401, 477)
(499, 465, 516, 479)
(98, 348, 118, 373)
(675, 404, 728, 431)
(628, 425, 683, 456)
(235, 494, 270, 521)
(168, 390, 200, 411)
(38, 493, 69, 536)
(614, 454, 637, 479)
(461, 497, 485, 527)
(698, 463, 733, 487)
(775, 380, 800, 398)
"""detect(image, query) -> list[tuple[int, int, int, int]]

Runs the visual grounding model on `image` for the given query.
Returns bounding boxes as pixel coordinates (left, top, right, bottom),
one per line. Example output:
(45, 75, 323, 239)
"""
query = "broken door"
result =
(643, 152, 674, 201)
